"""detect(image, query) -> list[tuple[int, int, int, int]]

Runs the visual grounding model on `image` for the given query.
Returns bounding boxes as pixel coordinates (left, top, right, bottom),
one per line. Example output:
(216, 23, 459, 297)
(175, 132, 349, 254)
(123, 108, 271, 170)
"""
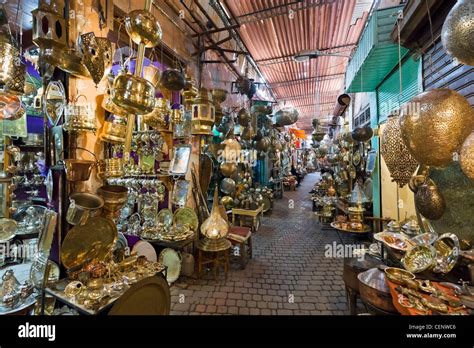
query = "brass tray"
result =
(173, 207, 198, 232)
(108, 275, 170, 315)
(61, 217, 117, 269)
(330, 222, 371, 234)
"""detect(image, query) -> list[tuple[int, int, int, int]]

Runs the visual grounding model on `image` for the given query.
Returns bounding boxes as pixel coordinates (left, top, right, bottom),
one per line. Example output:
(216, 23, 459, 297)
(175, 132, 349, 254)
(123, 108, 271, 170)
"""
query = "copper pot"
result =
(62, 148, 98, 182)
(358, 268, 398, 313)
(112, 73, 155, 115)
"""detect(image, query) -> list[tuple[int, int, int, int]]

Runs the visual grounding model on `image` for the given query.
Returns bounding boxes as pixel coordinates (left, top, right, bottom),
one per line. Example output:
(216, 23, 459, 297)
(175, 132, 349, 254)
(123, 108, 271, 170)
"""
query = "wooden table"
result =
(232, 206, 264, 232)
(197, 247, 230, 281)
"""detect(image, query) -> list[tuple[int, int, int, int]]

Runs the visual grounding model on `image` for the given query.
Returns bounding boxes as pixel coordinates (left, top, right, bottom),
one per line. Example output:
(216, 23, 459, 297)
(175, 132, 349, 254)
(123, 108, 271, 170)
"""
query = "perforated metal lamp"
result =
(293, 50, 350, 62)
(197, 187, 231, 252)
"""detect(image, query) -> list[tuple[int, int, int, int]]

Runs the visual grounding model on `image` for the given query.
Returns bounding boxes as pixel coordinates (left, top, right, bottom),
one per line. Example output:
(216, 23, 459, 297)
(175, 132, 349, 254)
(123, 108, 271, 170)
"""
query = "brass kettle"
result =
(414, 177, 446, 221)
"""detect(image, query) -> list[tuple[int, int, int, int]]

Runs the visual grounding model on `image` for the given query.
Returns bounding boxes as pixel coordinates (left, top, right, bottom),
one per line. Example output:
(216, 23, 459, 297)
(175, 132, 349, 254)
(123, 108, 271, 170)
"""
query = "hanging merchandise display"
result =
(441, 0, 474, 66)
(275, 107, 298, 127)
(460, 132, 474, 179)
(413, 177, 447, 221)
(381, 116, 419, 187)
(399, 89, 474, 167)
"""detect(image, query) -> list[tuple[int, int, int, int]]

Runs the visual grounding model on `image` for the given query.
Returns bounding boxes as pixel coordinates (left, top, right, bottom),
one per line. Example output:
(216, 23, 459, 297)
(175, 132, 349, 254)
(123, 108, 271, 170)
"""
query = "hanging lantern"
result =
(441, 0, 474, 66)
(191, 88, 215, 135)
(0, 34, 17, 85)
(4, 61, 26, 96)
(160, 69, 186, 91)
(399, 89, 474, 167)
(381, 116, 419, 187)
(79, 32, 111, 86)
(275, 107, 299, 126)
(198, 187, 231, 252)
(460, 132, 474, 179)
(32, 1, 67, 49)
(212, 89, 228, 125)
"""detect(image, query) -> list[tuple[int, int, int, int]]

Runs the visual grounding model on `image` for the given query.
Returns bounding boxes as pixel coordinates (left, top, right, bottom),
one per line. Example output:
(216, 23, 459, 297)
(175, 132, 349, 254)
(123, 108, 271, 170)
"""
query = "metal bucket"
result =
(66, 192, 104, 226)
(62, 147, 97, 182)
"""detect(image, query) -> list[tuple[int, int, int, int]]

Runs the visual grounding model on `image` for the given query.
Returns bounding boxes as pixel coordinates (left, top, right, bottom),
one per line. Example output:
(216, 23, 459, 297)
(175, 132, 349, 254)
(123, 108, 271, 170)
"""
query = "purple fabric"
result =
(26, 116, 44, 134)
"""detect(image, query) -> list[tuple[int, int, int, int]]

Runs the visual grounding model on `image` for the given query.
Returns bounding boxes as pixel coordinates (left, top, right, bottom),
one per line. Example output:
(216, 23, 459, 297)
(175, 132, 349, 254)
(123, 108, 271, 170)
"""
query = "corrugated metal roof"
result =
(226, 0, 369, 129)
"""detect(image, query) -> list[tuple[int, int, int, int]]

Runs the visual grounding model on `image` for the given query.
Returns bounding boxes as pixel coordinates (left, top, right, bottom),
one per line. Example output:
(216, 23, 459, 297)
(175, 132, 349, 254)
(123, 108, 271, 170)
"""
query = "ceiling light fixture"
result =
(293, 50, 351, 62)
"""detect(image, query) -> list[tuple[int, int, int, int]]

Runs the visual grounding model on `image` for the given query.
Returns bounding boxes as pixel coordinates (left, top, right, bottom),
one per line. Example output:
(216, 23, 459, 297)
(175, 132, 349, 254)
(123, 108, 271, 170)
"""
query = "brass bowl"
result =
(402, 245, 436, 274)
(125, 10, 162, 48)
(112, 74, 155, 115)
(97, 185, 129, 218)
(384, 267, 416, 286)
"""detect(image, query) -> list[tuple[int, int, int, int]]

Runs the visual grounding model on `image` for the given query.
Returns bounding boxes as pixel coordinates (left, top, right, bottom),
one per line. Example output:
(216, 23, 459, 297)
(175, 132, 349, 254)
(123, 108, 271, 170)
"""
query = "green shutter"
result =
(377, 57, 422, 123)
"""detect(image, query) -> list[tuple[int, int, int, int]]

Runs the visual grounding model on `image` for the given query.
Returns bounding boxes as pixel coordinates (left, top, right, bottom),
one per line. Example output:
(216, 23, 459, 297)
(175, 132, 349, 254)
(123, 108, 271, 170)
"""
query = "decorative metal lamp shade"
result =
(441, 0, 474, 66)
(460, 132, 474, 179)
(381, 116, 419, 187)
(5, 61, 26, 96)
(399, 89, 474, 167)
(198, 188, 231, 252)
(275, 107, 299, 127)
(191, 88, 215, 135)
(32, 4, 67, 49)
(0, 34, 17, 85)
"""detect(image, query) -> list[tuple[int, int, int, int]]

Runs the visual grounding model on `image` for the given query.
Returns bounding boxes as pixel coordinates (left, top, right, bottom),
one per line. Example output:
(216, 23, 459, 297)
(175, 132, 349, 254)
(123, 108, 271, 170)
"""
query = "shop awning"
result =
(290, 129, 306, 139)
(345, 5, 409, 93)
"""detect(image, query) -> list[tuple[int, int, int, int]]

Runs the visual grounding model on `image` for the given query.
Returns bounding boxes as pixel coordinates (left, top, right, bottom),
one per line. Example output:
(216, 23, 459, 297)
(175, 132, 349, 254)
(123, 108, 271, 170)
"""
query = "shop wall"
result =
(423, 39, 474, 105)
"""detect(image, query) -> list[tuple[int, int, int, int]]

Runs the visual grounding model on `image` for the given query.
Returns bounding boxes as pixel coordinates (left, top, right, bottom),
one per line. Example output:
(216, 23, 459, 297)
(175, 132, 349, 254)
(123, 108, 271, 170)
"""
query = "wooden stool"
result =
(197, 247, 230, 281)
(227, 226, 252, 270)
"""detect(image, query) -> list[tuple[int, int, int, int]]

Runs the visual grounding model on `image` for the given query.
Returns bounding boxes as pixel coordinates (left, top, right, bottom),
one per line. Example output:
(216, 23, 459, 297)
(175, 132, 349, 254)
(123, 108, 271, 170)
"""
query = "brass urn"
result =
(399, 89, 474, 167)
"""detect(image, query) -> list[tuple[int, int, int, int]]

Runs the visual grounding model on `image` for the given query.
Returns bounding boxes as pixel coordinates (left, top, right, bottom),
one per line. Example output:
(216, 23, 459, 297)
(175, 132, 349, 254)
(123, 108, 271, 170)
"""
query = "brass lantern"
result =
(381, 116, 419, 187)
(32, 1, 67, 49)
(191, 88, 215, 135)
(399, 89, 474, 167)
(0, 33, 18, 85)
(441, 0, 474, 66)
(460, 132, 474, 179)
(197, 187, 231, 252)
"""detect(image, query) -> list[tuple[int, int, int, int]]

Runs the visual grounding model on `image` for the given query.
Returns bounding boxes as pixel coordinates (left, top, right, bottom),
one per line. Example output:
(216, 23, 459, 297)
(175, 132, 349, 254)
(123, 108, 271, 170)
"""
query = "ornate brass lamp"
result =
(191, 88, 215, 135)
(198, 188, 231, 252)
(460, 132, 474, 179)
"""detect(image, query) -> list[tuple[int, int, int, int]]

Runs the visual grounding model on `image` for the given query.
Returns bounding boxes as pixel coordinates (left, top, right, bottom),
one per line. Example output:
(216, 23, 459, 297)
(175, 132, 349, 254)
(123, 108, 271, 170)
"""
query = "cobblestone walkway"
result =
(170, 173, 357, 315)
